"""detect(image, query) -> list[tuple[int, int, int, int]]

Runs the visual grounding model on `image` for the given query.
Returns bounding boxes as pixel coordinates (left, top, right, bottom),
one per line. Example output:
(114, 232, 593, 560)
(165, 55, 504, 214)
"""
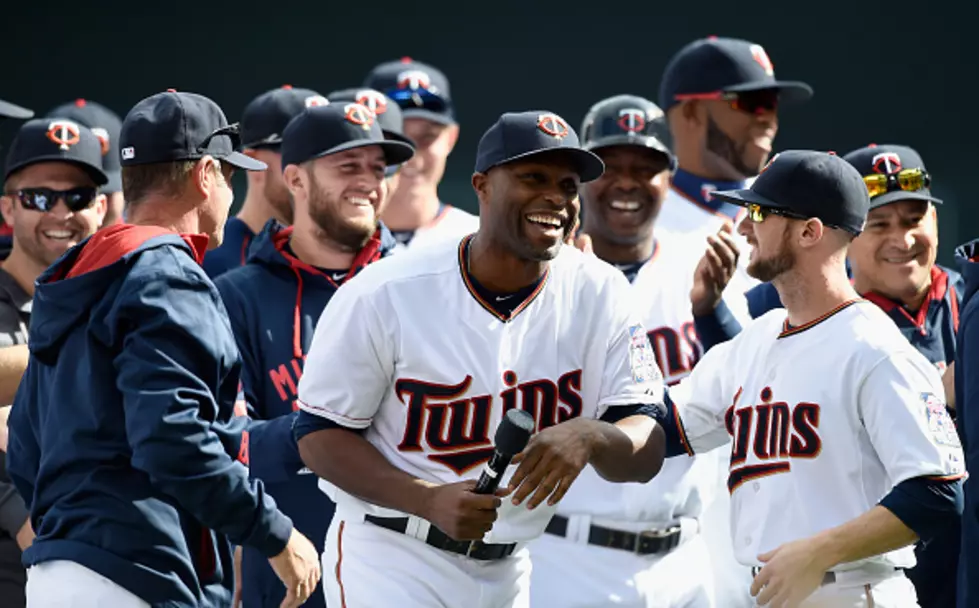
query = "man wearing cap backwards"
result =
(5, 90, 321, 608)
(215, 101, 413, 608)
(655, 150, 964, 607)
(691, 143, 963, 607)
(528, 94, 747, 607)
(203, 85, 329, 279)
(363, 57, 479, 249)
(0, 107, 107, 606)
(292, 109, 670, 607)
(46, 98, 126, 228)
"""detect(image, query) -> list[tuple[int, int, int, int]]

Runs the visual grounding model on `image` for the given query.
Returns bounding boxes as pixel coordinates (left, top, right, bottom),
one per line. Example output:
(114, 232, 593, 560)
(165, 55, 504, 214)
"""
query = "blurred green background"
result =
(3, 2, 975, 263)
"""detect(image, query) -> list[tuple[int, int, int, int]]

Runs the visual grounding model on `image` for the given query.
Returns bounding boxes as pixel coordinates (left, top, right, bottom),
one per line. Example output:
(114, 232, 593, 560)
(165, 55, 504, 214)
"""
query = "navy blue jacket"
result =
(5, 224, 292, 608)
(215, 220, 397, 608)
(955, 238, 979, 608)
(202, 217, 255, 280)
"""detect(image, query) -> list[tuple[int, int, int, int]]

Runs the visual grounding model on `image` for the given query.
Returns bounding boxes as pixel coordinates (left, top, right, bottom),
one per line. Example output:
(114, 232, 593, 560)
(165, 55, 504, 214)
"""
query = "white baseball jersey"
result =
(556, 233, 747, 524)
(657, 184, 759, 297)
(394, 204, 479, 252)
(297, 235, 664, 544)
(668, 298, 965, 570)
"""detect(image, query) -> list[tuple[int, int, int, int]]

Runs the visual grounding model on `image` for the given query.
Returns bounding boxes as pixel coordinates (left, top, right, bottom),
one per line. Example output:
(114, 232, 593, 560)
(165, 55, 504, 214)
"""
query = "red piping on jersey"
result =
(778, 298, 865, 339)
(335, 521, 348, 608)
(669, 185, 747, 224)
(272, 226, 382, 359)
(456, 234, 549, 323)
(861, 266, 951, 335)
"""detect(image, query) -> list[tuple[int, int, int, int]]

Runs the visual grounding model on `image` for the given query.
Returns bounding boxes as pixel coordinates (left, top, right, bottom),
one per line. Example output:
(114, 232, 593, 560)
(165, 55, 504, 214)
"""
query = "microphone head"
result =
(495, 409, 536, 456)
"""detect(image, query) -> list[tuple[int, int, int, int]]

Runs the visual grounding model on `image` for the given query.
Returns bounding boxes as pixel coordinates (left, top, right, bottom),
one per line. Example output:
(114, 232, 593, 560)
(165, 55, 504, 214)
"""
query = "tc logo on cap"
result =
(46, 120, 81, 151)
(91, 127, 110, 156)
(750, 44, 775, 76)
(355, 90, 389, 115)
(617, 108, 646, 133)
(396, 70, 431, 91)
(537, 113, 569, 139)
(304, 95, 330, 108)
(344, 103, 375, 130)
(871, 152, 902, 175)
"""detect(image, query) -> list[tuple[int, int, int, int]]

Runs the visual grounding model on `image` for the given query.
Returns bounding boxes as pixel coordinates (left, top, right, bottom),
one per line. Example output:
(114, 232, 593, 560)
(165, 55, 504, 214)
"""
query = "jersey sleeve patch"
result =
(921, 391, 965, 477)
(628, 324, 662, 386)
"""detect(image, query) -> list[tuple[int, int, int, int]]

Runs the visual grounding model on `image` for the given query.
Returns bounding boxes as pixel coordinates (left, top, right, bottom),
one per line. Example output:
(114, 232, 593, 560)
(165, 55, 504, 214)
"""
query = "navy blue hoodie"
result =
(215, 220, 397, 608)
(5, 224, 293, 608)
(202, 216, 255, 280)
(955, 238, 979, 608)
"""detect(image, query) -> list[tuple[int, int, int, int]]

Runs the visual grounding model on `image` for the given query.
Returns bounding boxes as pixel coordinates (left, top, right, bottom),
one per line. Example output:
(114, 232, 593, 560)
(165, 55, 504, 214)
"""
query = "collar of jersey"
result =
(671, 168, 747, 222)
(778, 298, 867, 339)
(457, 234, 550, 323)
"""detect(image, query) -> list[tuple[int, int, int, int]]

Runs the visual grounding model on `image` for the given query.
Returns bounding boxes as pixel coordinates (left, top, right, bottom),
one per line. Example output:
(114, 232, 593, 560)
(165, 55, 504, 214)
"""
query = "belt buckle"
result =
(636, 525, 680, 554)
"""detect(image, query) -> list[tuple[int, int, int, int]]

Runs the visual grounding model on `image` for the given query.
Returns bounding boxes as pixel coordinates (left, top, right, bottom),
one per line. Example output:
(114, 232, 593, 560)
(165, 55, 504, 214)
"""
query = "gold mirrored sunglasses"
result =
(745, 203, 806, 223)
(862, 168, 930, 199)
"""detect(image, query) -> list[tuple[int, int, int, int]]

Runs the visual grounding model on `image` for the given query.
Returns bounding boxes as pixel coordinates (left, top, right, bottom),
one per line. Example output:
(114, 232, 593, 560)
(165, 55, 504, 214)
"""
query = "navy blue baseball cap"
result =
(280, 103, 415, 169)
(842, 144, 941, 209)
(364, 57, 455, 125)
(120, 90, 265, 171)
(659, 37, 813, 112)
(475, 111, 604, 182)
(240, 85, 329, 149)
(327, 88, 414, 148)
(580, 95, 675, 170)
(47, 99, 123, 193)
(710, 150, 869, 235)
(4, 118, 109, 185)
(0, 99, 33, 120)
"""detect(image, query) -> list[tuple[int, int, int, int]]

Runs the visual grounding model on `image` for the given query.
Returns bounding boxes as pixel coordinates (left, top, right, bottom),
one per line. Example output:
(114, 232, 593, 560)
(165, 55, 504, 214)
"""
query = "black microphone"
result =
(473, 409, 536, 494)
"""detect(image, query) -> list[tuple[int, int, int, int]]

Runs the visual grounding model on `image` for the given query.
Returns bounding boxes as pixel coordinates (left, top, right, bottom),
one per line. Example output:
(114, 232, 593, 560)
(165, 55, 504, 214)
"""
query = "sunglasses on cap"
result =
(384, 87, 450, 114)
(862, 168, 930, 199)
(10, 187, 98, 212)
(197, 123, 243, 153)
(675, 89, 779, 115)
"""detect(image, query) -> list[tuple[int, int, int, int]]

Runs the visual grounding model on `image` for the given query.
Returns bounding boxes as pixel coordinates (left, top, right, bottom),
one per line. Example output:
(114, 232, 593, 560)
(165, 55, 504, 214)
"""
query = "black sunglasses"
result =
(11, 187, 98, 212)
(197, 123, 243, 154)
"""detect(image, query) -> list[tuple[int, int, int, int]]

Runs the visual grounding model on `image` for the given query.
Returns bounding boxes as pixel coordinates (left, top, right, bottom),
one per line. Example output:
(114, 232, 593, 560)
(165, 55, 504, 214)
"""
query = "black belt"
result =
(750, 566, 903, 586)
(364, 515, 517, 561)
(545, 515, 682, 556)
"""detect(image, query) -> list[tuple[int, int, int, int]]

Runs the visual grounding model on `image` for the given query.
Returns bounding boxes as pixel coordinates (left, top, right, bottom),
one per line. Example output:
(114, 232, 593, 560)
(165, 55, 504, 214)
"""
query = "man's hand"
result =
(505, 417, 598, 509)
(750, 538, 833, 607)
(15, 518, 33, 551)
(267, 528, 322, 608)
(690, 224, 740, 316)
(420, 480, 505, 541)
(232, 545, 243, 607)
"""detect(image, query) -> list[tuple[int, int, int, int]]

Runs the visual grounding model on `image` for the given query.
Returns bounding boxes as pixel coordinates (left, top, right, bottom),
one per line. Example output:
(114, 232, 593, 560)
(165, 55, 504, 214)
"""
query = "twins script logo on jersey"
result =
(724, 386, 821, 492)
(646, 322, 702, 386)
(872, 152, 902, 175)
(395, 369, 584, 474)
(46, 120, 81, 151)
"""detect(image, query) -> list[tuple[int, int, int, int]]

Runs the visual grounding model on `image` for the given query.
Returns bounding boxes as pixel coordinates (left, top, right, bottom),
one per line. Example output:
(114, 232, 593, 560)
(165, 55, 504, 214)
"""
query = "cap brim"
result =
(0, 100, 34, 120)
(401, 108, 456, 125)
(384, 130, 417, 148)
(709, 187, 788, 210)
(585, 135, 674, 163)
(4, 157, 108, 187)
(870, 190, 943, 209)
(724, 80, 814, 104)
(290, 139, 416, 169)
(494, 148, 606, 184)
(102, 170, 122, 194)
(222, 151, 267, 171)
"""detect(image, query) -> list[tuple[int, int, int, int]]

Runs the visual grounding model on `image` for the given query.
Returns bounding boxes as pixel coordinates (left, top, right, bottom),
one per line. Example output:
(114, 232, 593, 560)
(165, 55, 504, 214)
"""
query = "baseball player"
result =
(363, 57, 479, 249)
(46, 98, 126, 227)
(0, 98, 34, 262)
(528, 94, 746, 607)
(293, 110, 671, 608)
(657, 150, 964, 607)
(954, 237, 979, 607)
(689, 143, 963, 607)
(203, 85, 329, 279)
(215, 102, 413, 608)
(5, 90, 321, 607)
